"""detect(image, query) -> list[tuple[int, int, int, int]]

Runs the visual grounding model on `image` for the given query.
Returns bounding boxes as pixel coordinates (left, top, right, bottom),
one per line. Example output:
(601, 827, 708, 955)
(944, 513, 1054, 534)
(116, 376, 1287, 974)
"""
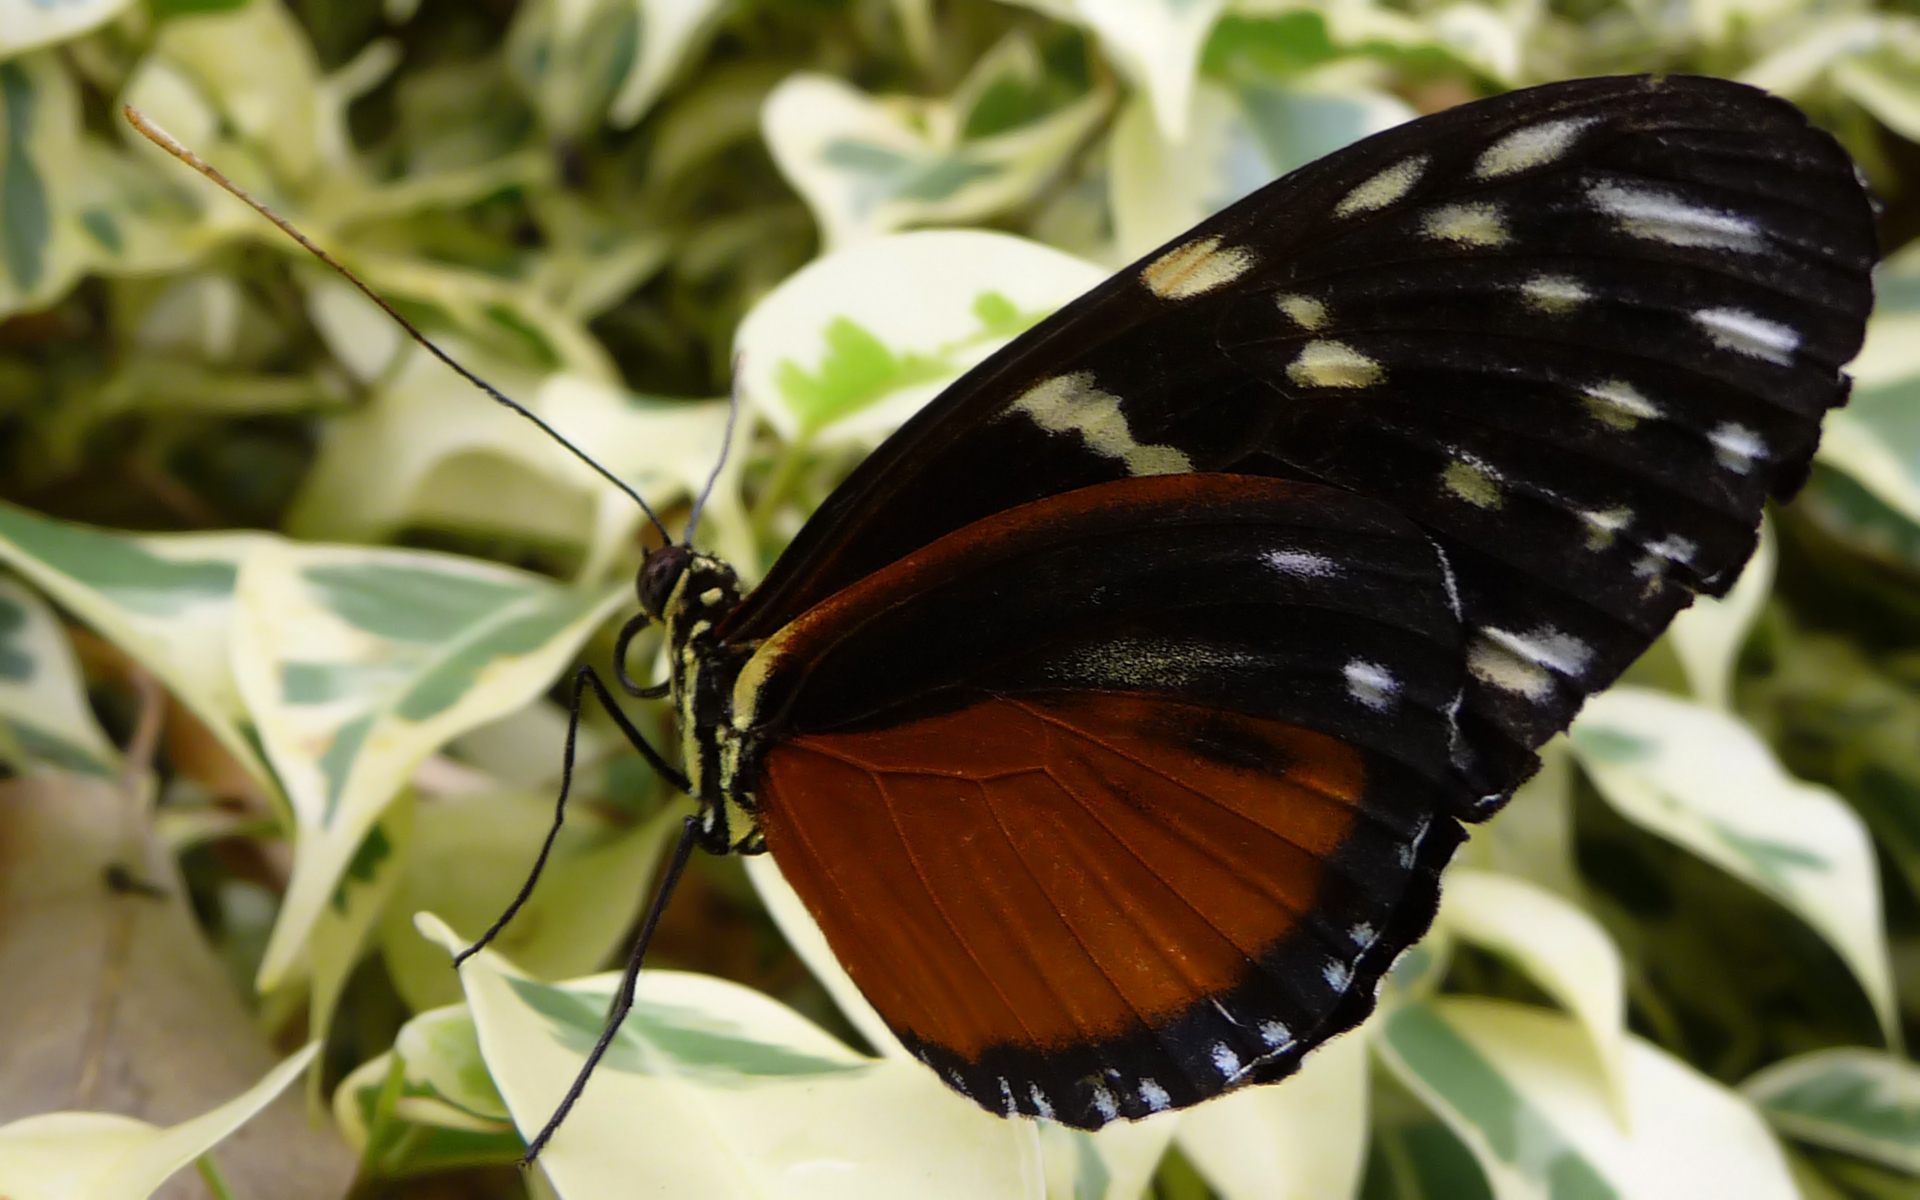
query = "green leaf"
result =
(0, 574, 118, 777)
(1, 61, 49, 292)
(0, 502, 278, 794)
(1376, 999, 1799, 1200)
(420, 914, 1046, 1198)
(737, 230, 1105, 444)
(1744, 1049, 1920, 1176)
(1569, 688, 1900, 1045)
(233, 541, 623, 989)
(0, 1044, 317, 1200)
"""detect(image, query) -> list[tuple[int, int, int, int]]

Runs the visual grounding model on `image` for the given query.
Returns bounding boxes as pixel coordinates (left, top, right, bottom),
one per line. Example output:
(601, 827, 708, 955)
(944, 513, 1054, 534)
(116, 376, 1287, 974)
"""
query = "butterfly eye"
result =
(638, 546, 693, 618)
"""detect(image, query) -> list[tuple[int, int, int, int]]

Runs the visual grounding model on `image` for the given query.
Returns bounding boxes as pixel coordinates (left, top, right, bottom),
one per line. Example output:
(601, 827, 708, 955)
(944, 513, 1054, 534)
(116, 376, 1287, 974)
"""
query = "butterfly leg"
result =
(522, 812, 701, 1163)
(455, 664, 688, 965)
(613, 611, 671, 699)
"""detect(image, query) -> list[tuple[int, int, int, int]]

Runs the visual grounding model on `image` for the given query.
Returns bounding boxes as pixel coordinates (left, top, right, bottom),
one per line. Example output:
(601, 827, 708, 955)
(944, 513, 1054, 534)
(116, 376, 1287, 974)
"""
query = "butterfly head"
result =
(638, 544, 694, 620)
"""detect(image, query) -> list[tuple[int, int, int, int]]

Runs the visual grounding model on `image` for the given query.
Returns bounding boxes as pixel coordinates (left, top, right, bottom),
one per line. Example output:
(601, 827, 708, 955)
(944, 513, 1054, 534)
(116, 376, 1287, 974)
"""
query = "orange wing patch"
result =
(757, 692, 1367, 1060)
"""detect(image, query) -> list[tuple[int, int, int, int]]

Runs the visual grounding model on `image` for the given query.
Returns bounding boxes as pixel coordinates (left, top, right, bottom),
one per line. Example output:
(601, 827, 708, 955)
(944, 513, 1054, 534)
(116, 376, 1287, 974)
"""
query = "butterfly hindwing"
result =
(740, 476, 1467, 1127)
(724, 74, 1876, 800)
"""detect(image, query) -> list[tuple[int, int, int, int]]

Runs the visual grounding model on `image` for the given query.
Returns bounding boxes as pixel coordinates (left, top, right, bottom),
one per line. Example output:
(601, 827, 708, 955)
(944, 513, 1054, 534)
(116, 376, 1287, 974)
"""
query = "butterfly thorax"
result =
(652, 551, 762, 855)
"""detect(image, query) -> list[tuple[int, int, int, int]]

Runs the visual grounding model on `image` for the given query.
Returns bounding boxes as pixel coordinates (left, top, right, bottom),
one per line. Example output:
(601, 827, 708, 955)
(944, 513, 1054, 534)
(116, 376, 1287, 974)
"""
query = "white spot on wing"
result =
(1483, 624, 1594, 677)
(1582, 379, 1661, 430)
(1212, 1042, 1242, 1078)
(1010, 372, 1193, 475)
(1142, 235, 1258, 300)
(1588, 181, 1763, 252)
(1265, 548, 1339, 578)
(1324, 959, 1353, 989)
(949, 1070, 969, 1096)
(1710, 422, 1767, 473)
(1351, 922, 1377, 946)
(1469, 624, 1592, 700)
(1580, 506, 1634, 549)
(1028, 1084, 1054, 1119)
(1476, 117, 1600, 178)
(1336, 156, 1428, 216)
(1423, 202, 1509, 247)
(1091, 1083, 1119, 1121)
(1344, 659, 1399, 712)
(1259, 1020, 1292, 1048)
(1139, 1079, 1171, 1112)
(1521, 275, 1590, 313)
(1693, 308, 1799, 365)
(1287, 341, 1383, 388)
(998, 1077, 1016, 1116)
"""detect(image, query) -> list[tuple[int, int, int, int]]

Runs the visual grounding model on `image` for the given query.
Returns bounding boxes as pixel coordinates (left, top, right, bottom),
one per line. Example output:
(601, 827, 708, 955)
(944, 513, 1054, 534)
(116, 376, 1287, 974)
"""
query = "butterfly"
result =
(614, 72, 1876, 1135)
(127, 69, 1880, 1152)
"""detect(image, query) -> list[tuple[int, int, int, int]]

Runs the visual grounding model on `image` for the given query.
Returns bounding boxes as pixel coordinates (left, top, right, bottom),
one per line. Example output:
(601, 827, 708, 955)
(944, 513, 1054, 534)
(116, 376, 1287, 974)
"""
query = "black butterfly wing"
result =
(724, 74, 1876, 802)
(741, 475, 1468, 1127)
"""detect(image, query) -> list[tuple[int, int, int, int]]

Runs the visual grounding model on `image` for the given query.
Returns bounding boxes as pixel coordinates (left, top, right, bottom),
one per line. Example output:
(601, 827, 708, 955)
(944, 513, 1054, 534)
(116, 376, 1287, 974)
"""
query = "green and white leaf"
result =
(746, 853, 904, 1060)
(286, 342, 734, 580)
(1666, 519, 1775, 710)
(1174, 1028, 1369, 1200)
(1819, 241, 1920, 529)
(307, 795, 415, 1104)
(1007, 0, 1231, 140)
(1108, 77, 1411, 257)
(1569, 687, 1899, 1045)
(0, 54, 90, 315)
(1435, 870, 1630, 1121)
(736, 229, 1106, 444)
(419, 914, 1046, 1200)
(0, 1043, 317, 1200)
(1742, 1048, 1920, 1176)
(380, 786, 687, 1014)
(334, 1011, 523, 1176)
(1376, 999, 1798, 1200)
(0, 502, 276, 791)
(1040, 1116, 1179, 1200)
(233, 541, 624, 988)
(0, 0, 136, 59)
(1456, 737, 1581, 900)
(762, 49, 1108, 250)
(0, 573, 117, 776)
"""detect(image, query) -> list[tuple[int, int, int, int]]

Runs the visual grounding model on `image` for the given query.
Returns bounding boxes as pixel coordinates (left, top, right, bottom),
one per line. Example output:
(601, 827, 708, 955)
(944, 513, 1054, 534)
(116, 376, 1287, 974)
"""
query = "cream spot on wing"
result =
(1424, 202, 1508, 247)
(1710, 422, 1767, 473)
(1442, 458, 1503, 509)
(1344, 659, 1399, 712)
(1468, 626, 1594, 702)
(1287, 341, 1383, 388)
(1693, 307, 1799, 365)
(1335, 156, 1428, 217)
(1588, 181, 1764, 252)
(699, 587, 723, 605)
(1521, 275, 1590, 313)
(1277, 293, 1329, 331)
(1580, 506, 1633, 549)
(1582, 379, 1660, 430)
(1141, 235, 1258, 300)
(1009, 372, 1193, 475)
(1476, 116, 1601, 178)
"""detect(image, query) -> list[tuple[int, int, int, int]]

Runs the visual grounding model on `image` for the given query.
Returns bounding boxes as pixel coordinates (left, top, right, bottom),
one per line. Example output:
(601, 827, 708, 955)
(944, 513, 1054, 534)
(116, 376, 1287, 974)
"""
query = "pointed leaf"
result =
(0, 574, 117, 776)
(0, 1044, 317, 1200)
(736, 230, 1105, 443)
(1175, 1029, 1369, 1200)
(1376, 999, 1798, 1200)
(1570, 688, 1898, 1045)
(1667, 520, 1775, 710)
(1743, 1049, 1920, 1176)
(234, 542, 624, 987)
(419, 914, 1046, 1199)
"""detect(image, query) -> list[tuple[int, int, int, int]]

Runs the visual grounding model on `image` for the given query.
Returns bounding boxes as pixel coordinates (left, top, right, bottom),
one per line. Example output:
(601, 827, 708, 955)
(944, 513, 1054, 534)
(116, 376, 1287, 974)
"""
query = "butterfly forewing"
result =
(724, 74, 1874, 801)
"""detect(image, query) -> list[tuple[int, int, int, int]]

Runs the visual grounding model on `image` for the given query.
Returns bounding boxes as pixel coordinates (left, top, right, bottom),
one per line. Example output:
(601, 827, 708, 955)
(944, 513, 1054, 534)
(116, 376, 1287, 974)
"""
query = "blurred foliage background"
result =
(9, 0, 1920, 1197)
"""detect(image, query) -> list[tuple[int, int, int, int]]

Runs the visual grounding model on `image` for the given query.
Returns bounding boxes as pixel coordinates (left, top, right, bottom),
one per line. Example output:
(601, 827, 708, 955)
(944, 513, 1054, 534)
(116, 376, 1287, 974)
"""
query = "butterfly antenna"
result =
(123, 105, 674, 545)
(683, 353, 743, 546)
